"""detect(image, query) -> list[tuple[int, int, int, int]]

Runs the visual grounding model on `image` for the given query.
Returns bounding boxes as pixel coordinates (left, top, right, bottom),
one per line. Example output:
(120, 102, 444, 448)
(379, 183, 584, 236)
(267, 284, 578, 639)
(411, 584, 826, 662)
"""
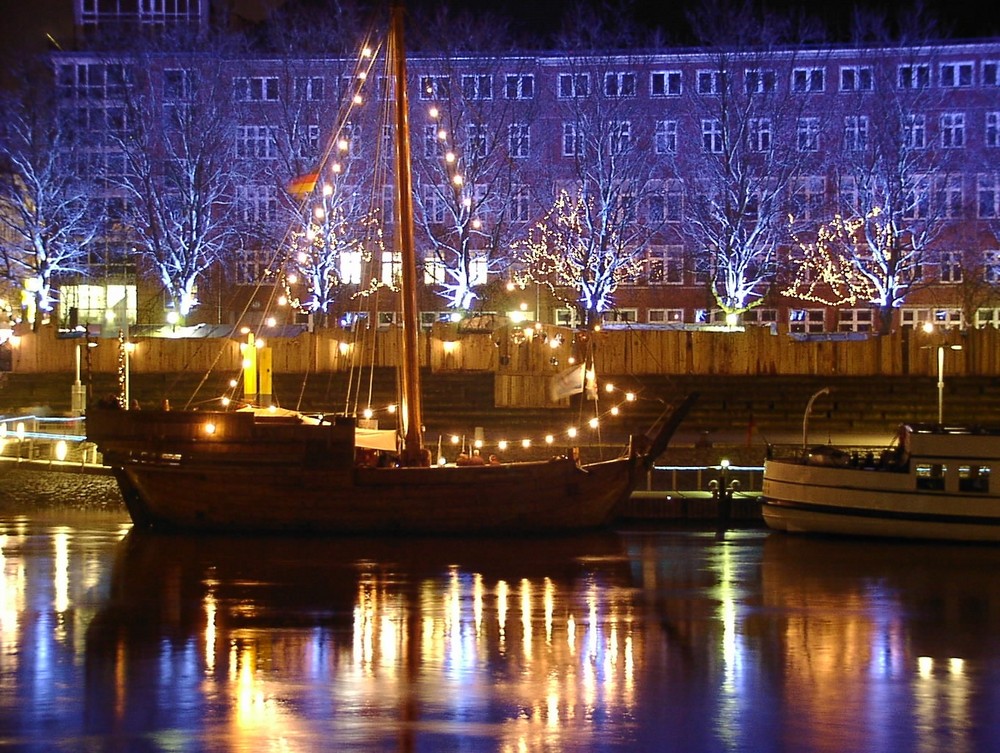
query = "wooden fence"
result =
(5, 323, 998, 386)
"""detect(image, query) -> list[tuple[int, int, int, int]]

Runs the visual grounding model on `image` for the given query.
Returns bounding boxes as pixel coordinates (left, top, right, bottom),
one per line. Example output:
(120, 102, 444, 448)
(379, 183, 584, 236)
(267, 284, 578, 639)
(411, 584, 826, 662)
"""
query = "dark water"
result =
(2, 506, 1000, 752)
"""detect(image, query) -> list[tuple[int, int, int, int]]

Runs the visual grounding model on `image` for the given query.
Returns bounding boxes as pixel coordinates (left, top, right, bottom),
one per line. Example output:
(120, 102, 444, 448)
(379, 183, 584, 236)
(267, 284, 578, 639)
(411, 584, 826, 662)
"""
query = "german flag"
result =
(287, 171, 319, 196)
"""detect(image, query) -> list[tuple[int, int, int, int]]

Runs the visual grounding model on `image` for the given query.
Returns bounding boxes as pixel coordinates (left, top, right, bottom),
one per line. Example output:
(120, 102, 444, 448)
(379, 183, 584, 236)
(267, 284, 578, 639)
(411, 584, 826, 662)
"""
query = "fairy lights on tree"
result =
(783, 211, 879, 306)
(513, 188, 645, 328)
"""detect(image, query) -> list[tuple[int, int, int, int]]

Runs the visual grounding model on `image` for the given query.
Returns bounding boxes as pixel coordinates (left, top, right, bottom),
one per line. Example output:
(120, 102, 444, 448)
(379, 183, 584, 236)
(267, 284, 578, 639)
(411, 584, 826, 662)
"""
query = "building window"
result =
(508, 123, 530, 158)
(648, 308, 684, 324)
(164, 68, 195, 101)
(985, 250, 1000, 283)
(743, 308, 777, 326)
(797, 117, 820, 152)
(792, 67, 825, 92)
(293, 76, 324, 101)
(461, 74, 492, 100)
(844, 115, 869, 151)
(979, 174, 1000, 218)
(793, 176, 826, 220)
(744, 69, 776, 93)
(903, 175, 931, 219)
(940, 112, 966, 148)
(558, 72, 590, 98)
(504, 74, 534, 99)
(419, 75, 450, 100)
(235, 249, 270, 285)
(940, 250, 963, 283)
(702, 119, 723, 153)
(234, 76, 279, 102)
(561, 122, 582, 157)
(940, 62, 974, 88)
(603, 309, 638, 323)
(340, 251, 362, 284)
(939, 175, 963, 218)
(983, 61, 1000, 86)
(603, 72, 636, 97)
(789, 308, 825, 334)
(697, 70, 725, 94)
(839, 176, 860, 213)
(466, 123, 488, 158)
(644, 245, 684, 285)
(986, 112, 1000, 148)
(608, 120, 631, 154)
(237, 185, 277, 224)
(840, 66, 874, 91)
(650, 70, 682, 96)
(647, 180, 683, 223)
(903, 113, 927, 149)
(236, 125, 278, 159)
(975, 307, 1000, 328)
(838, 308, 872, 332)
(421, 186, 446, 224)
(423, 124, 443, 158)
(381, 250, 402, 287)
(898, 64, 930, 89)
(511, 185, 530, 222)
(749, 118, 771, 152)
(654, 119, 677, 154)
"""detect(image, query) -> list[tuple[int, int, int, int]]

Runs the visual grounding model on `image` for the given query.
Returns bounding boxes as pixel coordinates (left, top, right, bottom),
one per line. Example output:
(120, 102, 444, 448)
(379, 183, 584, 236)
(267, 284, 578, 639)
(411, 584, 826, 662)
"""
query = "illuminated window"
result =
(959, 465, 990, 492)
(916, 463, 946, 491)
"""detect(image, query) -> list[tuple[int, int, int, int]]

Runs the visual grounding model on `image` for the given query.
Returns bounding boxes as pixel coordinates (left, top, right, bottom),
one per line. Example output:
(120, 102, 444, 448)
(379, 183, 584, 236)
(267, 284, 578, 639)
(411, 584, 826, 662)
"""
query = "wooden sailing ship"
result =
(86, 6, 697, 534)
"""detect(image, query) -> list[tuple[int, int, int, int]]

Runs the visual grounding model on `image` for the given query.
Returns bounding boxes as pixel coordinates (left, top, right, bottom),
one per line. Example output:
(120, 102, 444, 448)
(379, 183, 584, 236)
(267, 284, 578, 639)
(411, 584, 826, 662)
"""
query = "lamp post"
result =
(935, 344, 963, 425)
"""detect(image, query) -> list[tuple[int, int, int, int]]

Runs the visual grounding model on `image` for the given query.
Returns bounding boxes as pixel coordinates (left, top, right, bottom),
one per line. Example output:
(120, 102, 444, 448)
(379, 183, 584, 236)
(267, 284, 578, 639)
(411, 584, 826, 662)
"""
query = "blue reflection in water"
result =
(2, 514, 1000, 751)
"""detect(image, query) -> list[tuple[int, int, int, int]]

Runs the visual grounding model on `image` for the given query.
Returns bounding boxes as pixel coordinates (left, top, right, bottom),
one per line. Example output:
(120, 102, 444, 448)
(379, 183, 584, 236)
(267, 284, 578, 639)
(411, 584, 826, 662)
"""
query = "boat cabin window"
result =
(959, 465, 990, 493)
(915, 463, 946, 491)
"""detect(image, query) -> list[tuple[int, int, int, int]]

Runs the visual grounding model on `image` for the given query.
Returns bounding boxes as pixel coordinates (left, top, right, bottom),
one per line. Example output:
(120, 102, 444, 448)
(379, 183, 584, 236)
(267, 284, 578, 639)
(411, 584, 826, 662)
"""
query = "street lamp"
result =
(935, 343, 963, 425)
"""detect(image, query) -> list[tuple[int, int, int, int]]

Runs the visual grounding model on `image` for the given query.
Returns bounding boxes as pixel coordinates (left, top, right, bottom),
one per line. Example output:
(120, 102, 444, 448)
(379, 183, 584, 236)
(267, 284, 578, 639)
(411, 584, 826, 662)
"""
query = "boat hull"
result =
(762, 457, 1000, 542)
(113, 454, 635, 534)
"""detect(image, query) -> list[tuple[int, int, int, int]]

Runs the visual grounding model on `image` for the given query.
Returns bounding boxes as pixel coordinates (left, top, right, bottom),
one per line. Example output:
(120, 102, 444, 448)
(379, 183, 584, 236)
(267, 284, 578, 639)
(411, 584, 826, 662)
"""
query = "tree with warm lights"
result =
(514, 9, 663, 327)
(0, 63, 100, 330)
(677, 0, 821, 318)
(103, 34, 244, 321)
(785, 12, 959, 333)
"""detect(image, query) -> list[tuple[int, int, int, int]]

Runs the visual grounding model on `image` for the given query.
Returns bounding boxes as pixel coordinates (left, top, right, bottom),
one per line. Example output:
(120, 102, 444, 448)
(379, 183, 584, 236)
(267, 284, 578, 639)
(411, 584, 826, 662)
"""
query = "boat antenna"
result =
(389, 3, 426, 465)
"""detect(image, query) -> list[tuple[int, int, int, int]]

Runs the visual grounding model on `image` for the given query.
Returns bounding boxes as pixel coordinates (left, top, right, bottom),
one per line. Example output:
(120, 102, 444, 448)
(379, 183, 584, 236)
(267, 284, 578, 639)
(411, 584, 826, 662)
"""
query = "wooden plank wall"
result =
(6, 324, 997, 379)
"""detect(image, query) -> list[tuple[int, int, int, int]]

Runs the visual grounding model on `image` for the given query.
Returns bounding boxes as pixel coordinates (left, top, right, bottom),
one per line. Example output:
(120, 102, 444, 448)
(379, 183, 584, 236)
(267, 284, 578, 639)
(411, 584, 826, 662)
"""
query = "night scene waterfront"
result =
(2, 471, 1000, 752)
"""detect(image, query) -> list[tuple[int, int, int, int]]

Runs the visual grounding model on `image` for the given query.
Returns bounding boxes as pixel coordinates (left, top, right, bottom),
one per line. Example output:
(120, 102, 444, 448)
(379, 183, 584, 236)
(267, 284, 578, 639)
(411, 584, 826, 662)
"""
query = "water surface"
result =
(1, 509, 999, 752)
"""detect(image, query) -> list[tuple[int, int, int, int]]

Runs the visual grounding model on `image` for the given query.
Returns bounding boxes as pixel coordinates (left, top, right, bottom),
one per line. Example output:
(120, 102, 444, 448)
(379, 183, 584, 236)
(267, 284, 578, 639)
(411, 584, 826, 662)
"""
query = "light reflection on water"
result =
(1, 512, 1000, 752)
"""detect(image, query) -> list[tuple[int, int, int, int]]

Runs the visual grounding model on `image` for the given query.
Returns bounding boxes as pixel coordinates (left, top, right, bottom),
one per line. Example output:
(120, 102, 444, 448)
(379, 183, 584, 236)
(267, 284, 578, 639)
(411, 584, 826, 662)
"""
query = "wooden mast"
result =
(390, 3, 426, 466)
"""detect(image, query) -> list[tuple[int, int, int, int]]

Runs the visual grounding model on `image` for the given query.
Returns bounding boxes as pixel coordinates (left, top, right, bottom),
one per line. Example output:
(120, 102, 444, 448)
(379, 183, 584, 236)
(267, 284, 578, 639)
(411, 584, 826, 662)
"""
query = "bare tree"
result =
(406, 6, 529, 313)
(678, 0, 821, 319)
(0, 63, 100, 330)
(103, 33, 245, 321)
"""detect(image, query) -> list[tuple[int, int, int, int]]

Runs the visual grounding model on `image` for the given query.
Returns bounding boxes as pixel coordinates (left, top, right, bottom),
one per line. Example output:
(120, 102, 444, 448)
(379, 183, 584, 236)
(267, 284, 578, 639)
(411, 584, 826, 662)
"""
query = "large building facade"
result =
(47, 5, 1000, 336)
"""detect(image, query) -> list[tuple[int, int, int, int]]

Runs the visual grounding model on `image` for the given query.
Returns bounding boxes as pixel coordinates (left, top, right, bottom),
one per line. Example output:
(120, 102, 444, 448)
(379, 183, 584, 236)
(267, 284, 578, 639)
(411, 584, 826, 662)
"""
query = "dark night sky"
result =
(0, 0, 995, 67)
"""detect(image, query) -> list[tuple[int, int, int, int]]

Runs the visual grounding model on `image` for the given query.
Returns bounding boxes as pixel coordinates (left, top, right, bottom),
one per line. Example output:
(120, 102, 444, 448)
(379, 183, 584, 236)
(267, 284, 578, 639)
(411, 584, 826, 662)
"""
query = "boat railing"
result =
(766, 442, 908, 471)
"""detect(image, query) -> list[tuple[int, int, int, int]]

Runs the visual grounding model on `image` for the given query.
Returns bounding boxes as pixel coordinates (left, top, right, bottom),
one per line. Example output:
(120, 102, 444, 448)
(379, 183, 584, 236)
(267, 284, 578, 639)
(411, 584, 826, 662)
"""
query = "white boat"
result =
(762, 423, 1000, 541)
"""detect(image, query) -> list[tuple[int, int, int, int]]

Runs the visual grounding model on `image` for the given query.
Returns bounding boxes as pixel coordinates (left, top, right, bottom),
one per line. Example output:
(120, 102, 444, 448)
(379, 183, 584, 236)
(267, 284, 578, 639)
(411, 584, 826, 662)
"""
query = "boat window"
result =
(959, 465, 990, 493)
(915, 463, 946, 491)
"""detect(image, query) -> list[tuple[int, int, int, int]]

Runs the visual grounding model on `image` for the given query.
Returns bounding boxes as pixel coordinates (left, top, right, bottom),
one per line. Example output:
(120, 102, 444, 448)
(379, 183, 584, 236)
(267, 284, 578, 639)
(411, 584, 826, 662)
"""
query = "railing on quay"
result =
(0, 414, 101, 468)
